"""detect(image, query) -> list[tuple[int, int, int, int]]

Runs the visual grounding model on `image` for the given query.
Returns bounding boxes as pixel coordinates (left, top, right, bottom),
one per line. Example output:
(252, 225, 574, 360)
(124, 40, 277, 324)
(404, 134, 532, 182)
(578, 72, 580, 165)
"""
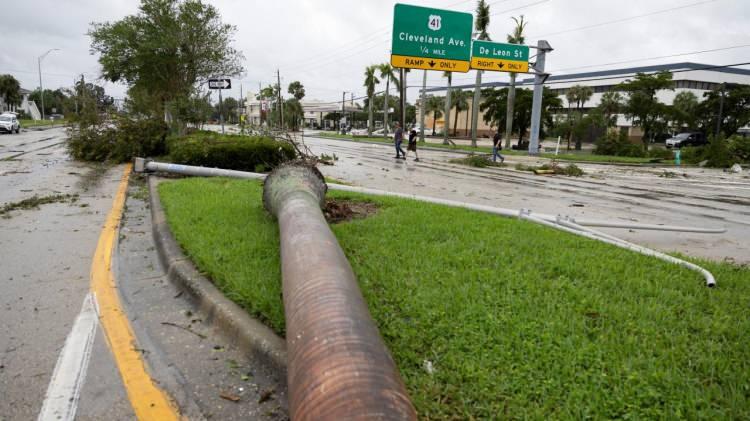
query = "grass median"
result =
(159, 177, 749, 419)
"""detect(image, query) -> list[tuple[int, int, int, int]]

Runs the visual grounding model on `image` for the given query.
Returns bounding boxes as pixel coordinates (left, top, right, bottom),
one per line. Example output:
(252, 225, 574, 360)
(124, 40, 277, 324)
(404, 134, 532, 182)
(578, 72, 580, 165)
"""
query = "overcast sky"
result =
(1, 0, 749, 105)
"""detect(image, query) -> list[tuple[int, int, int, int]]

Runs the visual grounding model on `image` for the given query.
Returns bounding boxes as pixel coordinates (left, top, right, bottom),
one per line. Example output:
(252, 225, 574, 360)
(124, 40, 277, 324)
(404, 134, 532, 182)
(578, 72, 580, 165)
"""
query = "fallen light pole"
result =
(134, 158, 723, 287)
(262, 165, 417, 420)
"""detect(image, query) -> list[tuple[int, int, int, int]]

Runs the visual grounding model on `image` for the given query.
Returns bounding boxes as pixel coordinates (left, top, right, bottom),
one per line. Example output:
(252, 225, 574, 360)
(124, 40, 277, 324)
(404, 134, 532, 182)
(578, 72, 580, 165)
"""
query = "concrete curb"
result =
(148, 176, 288, 377)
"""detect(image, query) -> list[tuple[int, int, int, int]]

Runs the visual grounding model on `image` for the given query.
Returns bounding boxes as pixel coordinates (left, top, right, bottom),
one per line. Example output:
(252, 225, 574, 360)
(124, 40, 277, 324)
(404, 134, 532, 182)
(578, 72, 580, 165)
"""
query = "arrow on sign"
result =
(497, 63, 505, 69)
(428, 60, 436, 68)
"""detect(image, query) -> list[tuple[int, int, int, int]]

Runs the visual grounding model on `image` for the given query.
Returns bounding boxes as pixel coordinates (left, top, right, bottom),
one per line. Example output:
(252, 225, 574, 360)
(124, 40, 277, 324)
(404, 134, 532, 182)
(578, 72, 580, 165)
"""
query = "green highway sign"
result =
(470, 40, 530, 73)
(391, 3, 473, 72)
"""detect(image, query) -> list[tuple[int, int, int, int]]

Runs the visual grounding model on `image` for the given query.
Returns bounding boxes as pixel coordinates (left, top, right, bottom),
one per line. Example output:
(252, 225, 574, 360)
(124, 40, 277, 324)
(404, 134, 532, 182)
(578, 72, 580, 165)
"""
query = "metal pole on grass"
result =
(528, 40, 552, 156)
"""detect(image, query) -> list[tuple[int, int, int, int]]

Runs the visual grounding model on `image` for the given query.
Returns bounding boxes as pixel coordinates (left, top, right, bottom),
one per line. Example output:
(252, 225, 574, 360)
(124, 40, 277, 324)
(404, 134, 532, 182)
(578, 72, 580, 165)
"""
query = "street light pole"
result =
(37, 49, 60, 121)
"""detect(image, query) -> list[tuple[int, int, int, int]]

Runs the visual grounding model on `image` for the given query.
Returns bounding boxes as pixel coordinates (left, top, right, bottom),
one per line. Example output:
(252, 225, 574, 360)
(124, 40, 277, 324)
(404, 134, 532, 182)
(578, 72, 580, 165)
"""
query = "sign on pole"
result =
(390, 4, 473, 73)
(470, 40, 529, 73)
(208, 78, 231, 89)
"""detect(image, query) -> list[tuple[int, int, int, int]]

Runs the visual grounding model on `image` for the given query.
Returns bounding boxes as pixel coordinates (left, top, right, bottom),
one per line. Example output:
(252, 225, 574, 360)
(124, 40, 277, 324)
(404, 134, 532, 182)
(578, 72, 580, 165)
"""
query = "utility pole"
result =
(715, 82, 725, 138)
(528, 40, 553, 156)
(277, 69, 284, 129)
(37, 48, 60, 120)
(219, 86, 225, 134)
(419, 70, 427, 142)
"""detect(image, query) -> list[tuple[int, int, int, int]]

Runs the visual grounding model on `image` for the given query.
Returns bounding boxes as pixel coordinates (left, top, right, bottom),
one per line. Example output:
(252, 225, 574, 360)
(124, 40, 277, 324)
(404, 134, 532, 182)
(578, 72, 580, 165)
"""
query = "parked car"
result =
(0, 113, 20, 134)
(666, 132, 706, 148)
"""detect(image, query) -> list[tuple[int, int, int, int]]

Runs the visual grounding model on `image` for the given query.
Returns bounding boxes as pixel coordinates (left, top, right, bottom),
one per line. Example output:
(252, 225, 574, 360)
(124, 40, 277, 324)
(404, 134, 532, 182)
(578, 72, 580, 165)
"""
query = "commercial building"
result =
(244, 92, 360, 129)
(420, 62, 750, 139)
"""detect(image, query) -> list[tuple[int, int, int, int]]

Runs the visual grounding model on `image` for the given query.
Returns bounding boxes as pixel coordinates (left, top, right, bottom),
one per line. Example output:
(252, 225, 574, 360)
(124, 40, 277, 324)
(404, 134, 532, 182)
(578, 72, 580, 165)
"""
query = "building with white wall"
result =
(421, 62, 750, 138)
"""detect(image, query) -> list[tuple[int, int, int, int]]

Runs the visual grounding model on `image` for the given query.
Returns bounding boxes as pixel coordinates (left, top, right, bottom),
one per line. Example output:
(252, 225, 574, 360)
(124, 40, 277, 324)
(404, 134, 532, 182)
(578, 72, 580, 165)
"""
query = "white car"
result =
(0, 113, 20, 134)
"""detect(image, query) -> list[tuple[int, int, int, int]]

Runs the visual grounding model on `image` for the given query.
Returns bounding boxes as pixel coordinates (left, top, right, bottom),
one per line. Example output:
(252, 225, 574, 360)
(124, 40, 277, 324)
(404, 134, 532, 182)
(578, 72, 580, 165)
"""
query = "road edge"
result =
(147, 176, 288, 377)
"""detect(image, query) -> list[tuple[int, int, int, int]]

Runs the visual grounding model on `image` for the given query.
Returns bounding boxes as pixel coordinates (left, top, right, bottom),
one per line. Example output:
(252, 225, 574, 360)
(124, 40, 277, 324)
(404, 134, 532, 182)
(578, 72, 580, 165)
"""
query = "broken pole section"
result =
(262, 164, 417, 421)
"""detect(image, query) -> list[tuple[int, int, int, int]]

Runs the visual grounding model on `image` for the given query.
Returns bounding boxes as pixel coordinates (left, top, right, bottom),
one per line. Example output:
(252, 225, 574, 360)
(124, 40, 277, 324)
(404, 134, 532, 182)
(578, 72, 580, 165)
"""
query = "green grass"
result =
(314, 132, 673, 165)
(159, 177, 750, 419)
(20, 119, 67, 128)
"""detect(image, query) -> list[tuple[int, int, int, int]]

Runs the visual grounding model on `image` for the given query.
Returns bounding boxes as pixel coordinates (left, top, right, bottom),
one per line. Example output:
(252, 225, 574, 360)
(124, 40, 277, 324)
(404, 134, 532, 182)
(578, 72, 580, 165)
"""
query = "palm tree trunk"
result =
(471, 71, 482, 147)
(432, 114, 436, 136)
(368, 94, 374, 137)
(464, 102, 470, 137)
(504, 73, 517, 149)
(566, 104, 572, 151)
(383, 79, 389, 136)
(443, 77, 452, 145)
(453, 104, 459, 136)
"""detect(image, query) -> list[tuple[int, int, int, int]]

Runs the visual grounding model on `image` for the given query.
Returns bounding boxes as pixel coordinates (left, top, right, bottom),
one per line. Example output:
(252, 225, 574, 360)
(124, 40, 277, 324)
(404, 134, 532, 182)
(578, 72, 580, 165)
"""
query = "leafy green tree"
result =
(619, 71, 673, 150)
(425, 96, 445, 136)
(284, 98, 304, 131)
(481, 87, 560, 145)
(363, 65, 379, 136)
(89, 0, 244, 124)
(470, 0, 491, 147)
(378, 63, 398, 134)
(0, 75, 22, 110)
(170, 94, 212, 128)
(670, 91, 699, 131)
(287, 81, 305, 101)
(215, 96, 238, 123)
(698, 85, 750, 137)
(504, 15, 527, 149)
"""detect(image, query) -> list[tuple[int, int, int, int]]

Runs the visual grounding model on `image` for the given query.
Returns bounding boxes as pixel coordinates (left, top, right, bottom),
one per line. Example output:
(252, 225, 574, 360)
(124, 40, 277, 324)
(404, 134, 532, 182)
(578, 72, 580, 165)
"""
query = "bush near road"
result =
(67, 117, 168, 163)
(167, 131, 295, 173)
(160, 177, 750, 420)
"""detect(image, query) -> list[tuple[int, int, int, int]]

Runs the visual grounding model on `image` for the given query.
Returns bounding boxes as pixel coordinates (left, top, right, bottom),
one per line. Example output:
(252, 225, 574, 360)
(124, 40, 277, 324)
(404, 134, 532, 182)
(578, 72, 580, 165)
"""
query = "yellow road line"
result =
(90, 164, 181, 420)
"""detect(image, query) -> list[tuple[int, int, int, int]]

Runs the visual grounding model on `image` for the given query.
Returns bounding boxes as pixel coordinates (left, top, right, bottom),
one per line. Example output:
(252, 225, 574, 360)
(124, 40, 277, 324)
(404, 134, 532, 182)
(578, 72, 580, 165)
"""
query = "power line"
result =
(531, 0, 718, 38)
(490, 0, 549, 16)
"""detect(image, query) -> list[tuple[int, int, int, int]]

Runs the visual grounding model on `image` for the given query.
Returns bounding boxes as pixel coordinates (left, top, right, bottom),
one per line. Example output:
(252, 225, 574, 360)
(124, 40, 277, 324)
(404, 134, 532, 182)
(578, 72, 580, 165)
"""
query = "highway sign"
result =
(391, 4, 473, 73)
(470, 40, 529, 73)
(208, 78, 231, 89)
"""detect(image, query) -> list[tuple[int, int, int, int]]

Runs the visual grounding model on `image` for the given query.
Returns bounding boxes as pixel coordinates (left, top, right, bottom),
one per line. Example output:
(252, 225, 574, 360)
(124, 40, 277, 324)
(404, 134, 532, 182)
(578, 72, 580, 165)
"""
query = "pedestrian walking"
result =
(492, 129, 505, 163)
(394, 122, 406, 159)
(405, 128, 419, 161)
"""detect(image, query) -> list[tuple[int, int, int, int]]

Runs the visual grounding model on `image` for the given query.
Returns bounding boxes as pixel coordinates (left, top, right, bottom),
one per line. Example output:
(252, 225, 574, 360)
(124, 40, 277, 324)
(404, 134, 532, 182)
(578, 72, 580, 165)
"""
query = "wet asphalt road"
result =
(0, 128, 287, 420)
(303, 131, 750, 264)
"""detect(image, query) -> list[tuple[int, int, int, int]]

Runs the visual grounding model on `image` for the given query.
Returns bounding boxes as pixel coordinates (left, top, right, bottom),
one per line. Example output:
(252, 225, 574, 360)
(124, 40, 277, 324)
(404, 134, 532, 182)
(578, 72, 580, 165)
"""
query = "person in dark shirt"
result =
(405, 128, 419, 161)
(492, 129, 505, 163)
(393, 123, 406, 159)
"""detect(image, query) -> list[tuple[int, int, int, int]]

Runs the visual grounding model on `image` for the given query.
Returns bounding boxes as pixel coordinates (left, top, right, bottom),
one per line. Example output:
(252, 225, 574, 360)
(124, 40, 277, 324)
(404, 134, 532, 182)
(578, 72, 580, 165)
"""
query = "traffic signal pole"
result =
(528, 40, 552, 156)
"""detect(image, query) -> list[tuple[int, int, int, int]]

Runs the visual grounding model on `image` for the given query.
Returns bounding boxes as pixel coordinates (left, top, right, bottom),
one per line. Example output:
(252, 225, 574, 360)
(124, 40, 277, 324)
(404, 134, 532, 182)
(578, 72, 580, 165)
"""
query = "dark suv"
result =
(666, 132, 706, 148)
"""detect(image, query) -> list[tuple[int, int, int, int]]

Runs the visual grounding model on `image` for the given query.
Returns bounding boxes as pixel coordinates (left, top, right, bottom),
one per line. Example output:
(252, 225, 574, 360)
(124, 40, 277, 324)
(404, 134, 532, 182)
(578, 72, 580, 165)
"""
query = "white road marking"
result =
(37, 293, 99, 421)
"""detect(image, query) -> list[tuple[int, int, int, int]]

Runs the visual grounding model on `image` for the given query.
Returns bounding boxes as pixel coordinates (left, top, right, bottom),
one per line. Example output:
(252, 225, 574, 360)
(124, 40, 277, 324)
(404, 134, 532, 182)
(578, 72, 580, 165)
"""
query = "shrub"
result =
(67, 118, 169, 163)
(728, 135, 750, 163)
(593, 130, 645, 157)
(679, 146, 706, 164)
(704, 135, 733, 168)
(167, 131, 295, 172)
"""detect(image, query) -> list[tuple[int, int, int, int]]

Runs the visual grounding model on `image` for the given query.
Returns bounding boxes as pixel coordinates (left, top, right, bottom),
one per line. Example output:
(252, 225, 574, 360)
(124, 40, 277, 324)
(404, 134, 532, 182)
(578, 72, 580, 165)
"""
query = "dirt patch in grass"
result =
(1, 194, 79, 218)
(323, 198, 378, 223)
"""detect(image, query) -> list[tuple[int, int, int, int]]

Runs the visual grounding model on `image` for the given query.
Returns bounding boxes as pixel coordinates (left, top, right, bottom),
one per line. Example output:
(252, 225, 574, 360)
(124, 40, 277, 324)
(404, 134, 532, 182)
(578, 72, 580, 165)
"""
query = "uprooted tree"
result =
(88, 0, 244, 129)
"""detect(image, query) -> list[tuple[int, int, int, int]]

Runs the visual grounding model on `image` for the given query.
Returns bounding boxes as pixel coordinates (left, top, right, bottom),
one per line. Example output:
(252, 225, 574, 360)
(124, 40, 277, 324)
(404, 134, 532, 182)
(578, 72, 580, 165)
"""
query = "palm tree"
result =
(504, 15, 527, 149)
(471, 0, 491, 147)
(363, 65, 379, 136)
(565, 85, 594, 150)
(378, 63, 398, 135)
(452, 89, 471, 136)
(425, 96, 445, 136)
(442, 71, 454, 145)
(599, 90, 622, 126)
